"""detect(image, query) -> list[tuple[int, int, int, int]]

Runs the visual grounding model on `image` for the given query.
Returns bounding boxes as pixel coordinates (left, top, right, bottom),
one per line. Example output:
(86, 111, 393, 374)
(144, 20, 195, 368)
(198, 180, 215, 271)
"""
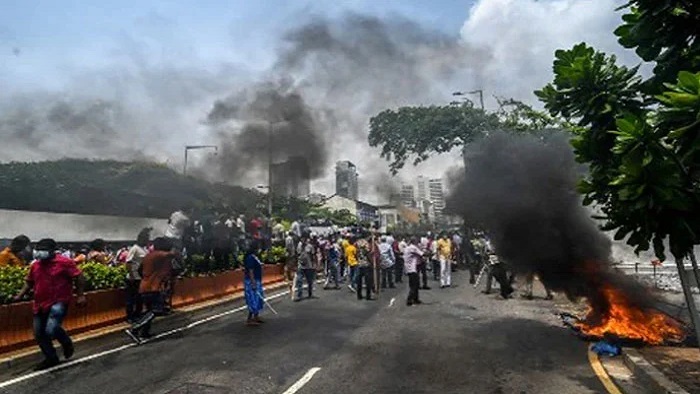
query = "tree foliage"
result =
(536, 1, 700, 260)
(0, 159, 262, 218)
(368, 99, 559, 175)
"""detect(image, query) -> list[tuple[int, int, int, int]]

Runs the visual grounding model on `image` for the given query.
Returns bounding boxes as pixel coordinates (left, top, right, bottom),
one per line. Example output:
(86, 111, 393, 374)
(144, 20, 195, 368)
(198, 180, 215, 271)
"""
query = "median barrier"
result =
(0, 264, 285, 355)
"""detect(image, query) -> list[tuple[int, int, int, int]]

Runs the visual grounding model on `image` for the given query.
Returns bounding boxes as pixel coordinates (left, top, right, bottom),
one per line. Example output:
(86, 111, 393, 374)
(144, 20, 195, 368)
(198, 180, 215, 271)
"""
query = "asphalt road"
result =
(1, 271, 606, 394)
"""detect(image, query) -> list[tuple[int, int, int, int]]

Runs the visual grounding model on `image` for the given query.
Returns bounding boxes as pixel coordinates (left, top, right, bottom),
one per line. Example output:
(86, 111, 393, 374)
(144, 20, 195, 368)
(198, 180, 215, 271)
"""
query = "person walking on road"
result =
(437, 234, 453, 288)
(344, 238, 359, 292)
(243, 241, 265, 326)
(418, 237, 431, 290)
(323, 237, 341, 290)
(284, 232, 297, 299)
(125, 228, 150, 323)
(379, 236, 395, 289)
(14, 238, 87, 370)
(295, 236, 316, 301)
(355, 236, 375, 300)
(126, 237, 177, 342)
(403, 237, 423, 306)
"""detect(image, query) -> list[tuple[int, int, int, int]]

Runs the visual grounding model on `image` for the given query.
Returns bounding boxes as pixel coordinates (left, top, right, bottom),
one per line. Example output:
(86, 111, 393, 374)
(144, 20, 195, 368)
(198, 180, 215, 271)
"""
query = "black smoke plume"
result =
(202, 13, 487, 192)
(447, 131, 654, 312)
(206, 83, 326, 184)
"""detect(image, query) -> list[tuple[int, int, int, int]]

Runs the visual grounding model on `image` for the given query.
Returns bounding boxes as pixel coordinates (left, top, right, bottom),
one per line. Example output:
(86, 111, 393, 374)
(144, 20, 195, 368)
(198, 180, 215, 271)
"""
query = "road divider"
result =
(0, 265, 285, 355)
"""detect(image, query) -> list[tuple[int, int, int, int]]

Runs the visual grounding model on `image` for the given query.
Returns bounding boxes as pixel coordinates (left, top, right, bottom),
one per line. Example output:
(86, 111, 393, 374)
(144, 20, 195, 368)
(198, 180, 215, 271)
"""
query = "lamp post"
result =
(183, 145, 218, 176)
(452, 89, 484, 110)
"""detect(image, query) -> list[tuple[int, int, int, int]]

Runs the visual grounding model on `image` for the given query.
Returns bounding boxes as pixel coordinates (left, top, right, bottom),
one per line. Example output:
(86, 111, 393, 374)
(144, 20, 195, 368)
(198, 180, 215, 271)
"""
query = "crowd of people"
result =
(1, 207, 554, 372)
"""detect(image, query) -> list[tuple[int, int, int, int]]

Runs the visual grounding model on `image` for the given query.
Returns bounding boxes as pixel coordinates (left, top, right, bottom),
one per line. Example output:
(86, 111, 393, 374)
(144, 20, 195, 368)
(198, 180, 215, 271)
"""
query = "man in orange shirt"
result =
(0, 235, 31, 267)
(125, 237, 177, 342)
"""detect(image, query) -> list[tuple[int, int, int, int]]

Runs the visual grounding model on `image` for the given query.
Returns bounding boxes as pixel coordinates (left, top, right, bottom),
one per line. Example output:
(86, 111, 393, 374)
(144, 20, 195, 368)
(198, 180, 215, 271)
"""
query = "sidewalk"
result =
(633, 346, 700, 393)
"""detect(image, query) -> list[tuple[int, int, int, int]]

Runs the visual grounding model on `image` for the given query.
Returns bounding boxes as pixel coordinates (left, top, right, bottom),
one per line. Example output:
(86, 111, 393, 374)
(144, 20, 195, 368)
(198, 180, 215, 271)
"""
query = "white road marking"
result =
(388, 297, 396, 308)
(0, 287, 291, 390)
(281, 367, 321, 394)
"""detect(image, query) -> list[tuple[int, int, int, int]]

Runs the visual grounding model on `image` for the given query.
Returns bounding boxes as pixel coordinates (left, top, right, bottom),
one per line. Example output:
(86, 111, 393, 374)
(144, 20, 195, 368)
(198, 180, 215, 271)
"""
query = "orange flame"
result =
(576, 285, 686, 345)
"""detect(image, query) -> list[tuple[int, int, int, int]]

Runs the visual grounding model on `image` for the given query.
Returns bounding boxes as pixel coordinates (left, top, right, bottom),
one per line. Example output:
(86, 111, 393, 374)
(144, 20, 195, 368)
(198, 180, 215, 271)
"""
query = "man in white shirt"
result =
(125, 228, 150, 322)
(403, 237, 424, 306)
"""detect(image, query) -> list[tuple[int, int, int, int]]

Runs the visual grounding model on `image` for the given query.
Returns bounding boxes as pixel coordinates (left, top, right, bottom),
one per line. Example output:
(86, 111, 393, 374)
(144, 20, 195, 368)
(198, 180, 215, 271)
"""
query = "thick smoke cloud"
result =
(448, 131, 654, 311)
(202, 13, 486, 193)
(206, 82, 326, 184)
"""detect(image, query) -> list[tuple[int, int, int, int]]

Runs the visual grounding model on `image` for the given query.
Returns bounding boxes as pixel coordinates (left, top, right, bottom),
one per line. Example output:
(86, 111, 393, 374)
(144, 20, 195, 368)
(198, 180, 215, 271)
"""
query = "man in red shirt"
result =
(14, 238, 86, 370)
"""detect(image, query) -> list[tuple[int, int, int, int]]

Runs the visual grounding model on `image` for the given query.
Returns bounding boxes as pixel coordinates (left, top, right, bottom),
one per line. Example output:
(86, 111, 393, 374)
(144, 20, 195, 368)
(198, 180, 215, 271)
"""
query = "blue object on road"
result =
(591, 341, 621, 356)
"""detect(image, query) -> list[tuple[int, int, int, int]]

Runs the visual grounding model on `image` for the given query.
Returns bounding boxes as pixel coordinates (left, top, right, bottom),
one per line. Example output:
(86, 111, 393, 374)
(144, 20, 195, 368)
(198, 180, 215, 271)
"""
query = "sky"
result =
(0, 0, 641, 204)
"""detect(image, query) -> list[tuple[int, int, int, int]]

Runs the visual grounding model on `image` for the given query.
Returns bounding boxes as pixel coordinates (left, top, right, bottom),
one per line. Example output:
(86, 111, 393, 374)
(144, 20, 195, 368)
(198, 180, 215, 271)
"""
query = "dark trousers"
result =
(33, 302, 71, 361)
(407, 273, 420, 304)
(212, 247, 230, 269)
(418, 262, 429, 288)
(125, 279, 143, 321)
(324, 264, 340, 288)
(132, 292, 164, 337)
(491, 264, 514, 298)
(381, 267, 394, 288)
(468, 254, 483, 284)
(356, 266, 374, 299)
(394, 257, 404, 282)
(431, 259, 440, 280)
(296, 268, 316, 298)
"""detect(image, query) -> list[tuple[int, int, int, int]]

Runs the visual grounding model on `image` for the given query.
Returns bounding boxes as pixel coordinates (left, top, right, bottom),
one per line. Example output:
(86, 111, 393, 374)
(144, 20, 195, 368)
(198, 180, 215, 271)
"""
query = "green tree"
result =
(536, 0, 700, 340)
(368, 100, 559, 175)
(368, 102, 500, 175)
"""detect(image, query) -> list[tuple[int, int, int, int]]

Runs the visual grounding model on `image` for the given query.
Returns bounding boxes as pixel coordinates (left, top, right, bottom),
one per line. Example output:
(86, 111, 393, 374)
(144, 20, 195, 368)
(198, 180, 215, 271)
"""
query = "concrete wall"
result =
(0, 209, 168, 243)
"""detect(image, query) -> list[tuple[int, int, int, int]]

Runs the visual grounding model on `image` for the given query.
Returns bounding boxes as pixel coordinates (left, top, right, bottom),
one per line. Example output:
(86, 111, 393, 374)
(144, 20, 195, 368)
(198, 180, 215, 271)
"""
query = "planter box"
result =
(0, 264, 284, 355)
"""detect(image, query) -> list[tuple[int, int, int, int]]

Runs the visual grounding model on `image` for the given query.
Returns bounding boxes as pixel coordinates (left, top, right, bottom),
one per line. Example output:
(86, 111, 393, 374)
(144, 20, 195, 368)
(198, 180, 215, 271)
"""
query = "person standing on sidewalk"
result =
(125, 228, 150, 323)
(295, 236, 316, 301)
(14, 238, 87, 370)
(437, 234, 453, 289)
(243, 241, 265, 326)
(403, 237, 423, 306)
(418, 236, 431, 290)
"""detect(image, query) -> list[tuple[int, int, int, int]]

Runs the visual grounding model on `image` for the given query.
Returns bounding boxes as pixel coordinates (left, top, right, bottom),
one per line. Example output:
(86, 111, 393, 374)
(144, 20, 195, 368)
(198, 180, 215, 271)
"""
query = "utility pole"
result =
(267, 122, 273, 220)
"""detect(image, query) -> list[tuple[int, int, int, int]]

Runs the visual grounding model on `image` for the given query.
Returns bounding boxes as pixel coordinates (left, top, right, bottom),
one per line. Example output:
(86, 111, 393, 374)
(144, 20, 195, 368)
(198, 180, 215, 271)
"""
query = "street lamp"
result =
(183, 145, 218, 176)
(452, 89, 484, 110)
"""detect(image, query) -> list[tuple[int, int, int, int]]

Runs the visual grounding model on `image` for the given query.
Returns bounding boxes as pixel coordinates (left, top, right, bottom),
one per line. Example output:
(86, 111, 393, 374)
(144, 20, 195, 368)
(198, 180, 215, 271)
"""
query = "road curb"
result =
(622, 348, 689, 394)
(0, 280, 288, 368)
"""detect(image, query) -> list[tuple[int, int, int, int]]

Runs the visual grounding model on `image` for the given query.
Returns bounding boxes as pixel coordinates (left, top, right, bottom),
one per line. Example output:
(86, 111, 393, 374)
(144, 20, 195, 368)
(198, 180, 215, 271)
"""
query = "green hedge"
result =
(1, 248, 289, 304)
(0, 262, 128, 304)
(0, 265, 27, 304)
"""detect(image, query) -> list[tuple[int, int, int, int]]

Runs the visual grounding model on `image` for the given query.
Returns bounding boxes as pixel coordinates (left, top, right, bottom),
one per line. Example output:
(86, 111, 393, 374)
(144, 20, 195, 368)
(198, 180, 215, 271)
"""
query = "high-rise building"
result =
(271, 156, 311, 198)
(335, 160, 359, 200)
(429, 178, 446, 223)
(416, 175, 429, 201)
(400, 184, 415, 208)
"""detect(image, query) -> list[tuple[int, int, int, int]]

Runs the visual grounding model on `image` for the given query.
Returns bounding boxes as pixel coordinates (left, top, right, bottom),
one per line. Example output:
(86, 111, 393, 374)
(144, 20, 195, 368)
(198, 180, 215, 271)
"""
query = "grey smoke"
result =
(447, 131, 654, 311)
(205, 82, 326, 184)
(203, 13, 489, 193)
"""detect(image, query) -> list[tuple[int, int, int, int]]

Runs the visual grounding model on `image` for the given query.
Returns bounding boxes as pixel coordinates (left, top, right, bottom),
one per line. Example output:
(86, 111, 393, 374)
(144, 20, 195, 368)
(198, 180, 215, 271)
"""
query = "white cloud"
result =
(459, 0, 640, 106)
